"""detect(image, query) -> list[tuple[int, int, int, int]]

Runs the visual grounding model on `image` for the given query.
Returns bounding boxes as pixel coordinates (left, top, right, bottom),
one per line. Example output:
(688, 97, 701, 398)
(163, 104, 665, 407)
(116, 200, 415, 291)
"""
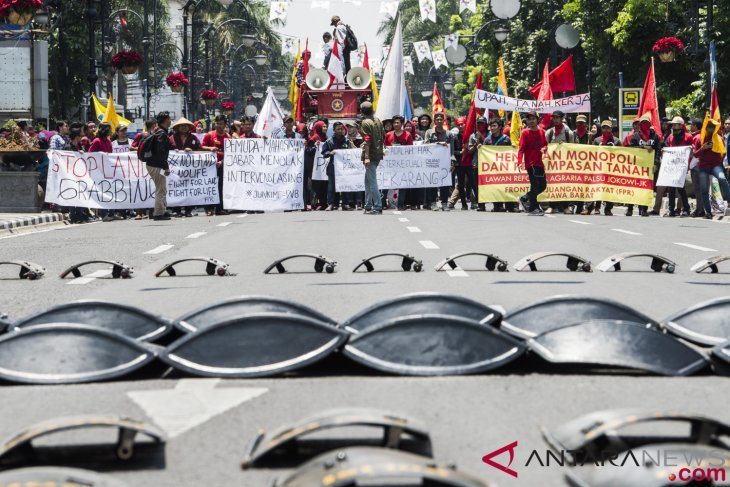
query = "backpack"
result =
(344, 25, 358, 51)
(137, 133, 156, 162)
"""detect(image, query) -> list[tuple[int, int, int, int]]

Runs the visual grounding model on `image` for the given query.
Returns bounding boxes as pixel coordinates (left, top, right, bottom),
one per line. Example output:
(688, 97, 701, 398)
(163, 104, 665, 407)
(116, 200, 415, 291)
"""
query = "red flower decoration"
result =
(111, 50, 143, 69)
(165, 72, 189, 87)
(200, 89, 219, 101)
(652, 37, 685, 53)
(221, 101, 235, 110)
(0, 0, 43, 17)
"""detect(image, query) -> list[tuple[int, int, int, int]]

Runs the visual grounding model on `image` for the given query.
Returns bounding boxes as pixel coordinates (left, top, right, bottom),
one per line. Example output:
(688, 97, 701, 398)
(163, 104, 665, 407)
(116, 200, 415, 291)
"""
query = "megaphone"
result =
(306, 69, 330, 90)
(347, 67, 371, 90)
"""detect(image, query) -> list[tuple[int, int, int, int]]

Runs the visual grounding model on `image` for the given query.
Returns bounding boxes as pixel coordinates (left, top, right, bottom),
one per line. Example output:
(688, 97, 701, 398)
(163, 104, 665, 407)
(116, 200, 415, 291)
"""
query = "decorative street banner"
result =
(656, 146, 692, 188)
(475, 90, 591, 114)
(223, 138, 304, 211)
(312, 142, 328, 181)
(45, 150, 219, 209)
(334, 144, 451, 192)
(478, 143, 654, 205)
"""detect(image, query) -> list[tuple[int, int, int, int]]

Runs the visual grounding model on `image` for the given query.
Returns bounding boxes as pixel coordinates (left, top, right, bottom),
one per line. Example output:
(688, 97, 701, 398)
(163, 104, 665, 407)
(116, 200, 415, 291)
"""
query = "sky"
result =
(273, 0, 387, 67)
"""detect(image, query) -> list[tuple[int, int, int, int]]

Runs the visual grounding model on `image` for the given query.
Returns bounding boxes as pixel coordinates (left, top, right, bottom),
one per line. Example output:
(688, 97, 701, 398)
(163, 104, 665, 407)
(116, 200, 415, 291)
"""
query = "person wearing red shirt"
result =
(384, 115, 413, 210)
(169, 117, 201, 152)
(663, 116, 693, 217)
(238, 116, 260, 139)
(201, 115, 231, 216)
(88, 123, 117, 221)
(694, 118, 729, 219)
(518, 112, 548, 216)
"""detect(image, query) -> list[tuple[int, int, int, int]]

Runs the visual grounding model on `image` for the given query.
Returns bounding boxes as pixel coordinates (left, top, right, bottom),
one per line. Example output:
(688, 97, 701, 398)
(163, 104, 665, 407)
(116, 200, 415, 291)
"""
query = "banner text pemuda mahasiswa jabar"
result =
(478, 143, 654, 206)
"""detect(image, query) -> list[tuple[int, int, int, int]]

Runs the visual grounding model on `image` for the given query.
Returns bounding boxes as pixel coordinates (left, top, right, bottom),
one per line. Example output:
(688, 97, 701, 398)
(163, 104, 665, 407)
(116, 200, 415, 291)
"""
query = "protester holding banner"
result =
(517, 112, 548, 216)
(384, 115, 413, 211)
(305, 120, 328, 210)
(63, 128, 92, 224)
(574, 115, 590, 145)
(359, 101, 385, 215)
(321, 122, 355, 210)
(202, 115, 231, 216)
(475, 117, 513, 213)
(239, 116, 260, 139)
(170, 118, 201, 152)
(628, 114, 661, 217)
(545, 110, 576, 215)
(89, 123, 119, 222)
(663, 116, 693, 217)
(274, 116, 302, 139)
(132, 119, 157, 150)
(587, 120, 624, 216)
(145, 111, 173, 221)
(424, 113, 454, 211)
(694, 119, 729, 220)
(111, 125, 131, 154)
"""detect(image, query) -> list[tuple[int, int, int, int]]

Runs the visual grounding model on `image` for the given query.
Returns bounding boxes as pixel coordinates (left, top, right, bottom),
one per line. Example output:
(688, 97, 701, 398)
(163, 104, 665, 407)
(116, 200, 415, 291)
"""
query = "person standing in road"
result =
(663, 116, 693, 217)
(169, 117, 202, 218)
(274, 116, 302, 139)
(384, 115, 413, 211)
(518, 112, 548, 216)
(694, 118, 729, 219)
(592, 120, 622, 216)
(544, 110, 574, 214)
(424, 112, 454, 211)
(201, 115, 231, 216)
(628, 113, 662, 217)
(322, 121, 354, 211)
(49, 120, 69, 150)
(111, 124, 131, 153)
(479, 117, 513, 213)
(146, 111, 173, 221)
(359, 101, 384, 215)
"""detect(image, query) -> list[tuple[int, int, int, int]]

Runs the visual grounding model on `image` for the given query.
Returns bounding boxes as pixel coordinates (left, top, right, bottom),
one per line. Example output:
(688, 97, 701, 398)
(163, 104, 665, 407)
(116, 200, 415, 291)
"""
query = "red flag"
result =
(302, 38, 310, 79)
(119, 14, 128, 29)
(363, 44, 370, 70)
(327, 38, 344, 86)
(432, 82, 445, 117)
(462, 72, 483, 148)
(528, 55, 576, 97)
(536, 60, 553, 129)
(638, 58, 663, 140)
(711, 83, 720, 121)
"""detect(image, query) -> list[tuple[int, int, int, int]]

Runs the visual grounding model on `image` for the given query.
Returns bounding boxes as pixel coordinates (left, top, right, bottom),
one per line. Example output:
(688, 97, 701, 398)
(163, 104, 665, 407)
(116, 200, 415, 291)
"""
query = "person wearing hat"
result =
(446, 117, 467, 209)
(475, 117, 513, 212)
(662, 116, 693, 217)
(330, 15, 351, 76)
(170, 118, 201, 152)
(574, 114, 590, 144)
(661, 116, 671, 141)
(544, 110, 575, 214)
(274, 116, 302, 139)
(359, 101, 384, 214)
(694, 118, 729, 219)
(627, 112, 662, 216)
(518, 111, 548, 216)
(416, 114, 432, 141)
(110, 124, 131, 153)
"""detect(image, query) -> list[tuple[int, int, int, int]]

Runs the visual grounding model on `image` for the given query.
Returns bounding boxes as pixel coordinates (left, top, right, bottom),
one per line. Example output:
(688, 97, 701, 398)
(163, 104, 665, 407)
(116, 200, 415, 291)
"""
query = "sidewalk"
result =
(0, 212, 68, 231)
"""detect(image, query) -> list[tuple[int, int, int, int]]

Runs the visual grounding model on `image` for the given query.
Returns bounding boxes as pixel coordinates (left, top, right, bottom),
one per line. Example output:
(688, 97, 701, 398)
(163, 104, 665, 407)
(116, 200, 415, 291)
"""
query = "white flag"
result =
(459, 0, 475, 13)
(269, 1, 289, 22)
(403, 55, 414, 75)
(281, 37, 298, 56)
(382, 46, 391, 62)
(253, 87, 284, 138)
(444, 33, 459, 51)
(419, 0, 436, 22)
(379, 0, 399, 17)
(311, 0, 330, 8)
(327, 37, 345, 85)
(375, 16, 405, 121)
(413, 41, 432, 62)
(432, 49, 449, 69)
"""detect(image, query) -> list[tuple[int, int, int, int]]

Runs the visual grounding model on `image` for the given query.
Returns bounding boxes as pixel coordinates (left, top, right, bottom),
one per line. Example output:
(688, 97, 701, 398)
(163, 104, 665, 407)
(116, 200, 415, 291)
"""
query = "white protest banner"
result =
(475, 89, 591, 114)
(334, 144, 451, 192)
(656, 146, 692, 188)
(312, 142, 329, 181)
(223, 138, 304, 211)
(166, 151, 220, 206)
(45, 150, 219, 209)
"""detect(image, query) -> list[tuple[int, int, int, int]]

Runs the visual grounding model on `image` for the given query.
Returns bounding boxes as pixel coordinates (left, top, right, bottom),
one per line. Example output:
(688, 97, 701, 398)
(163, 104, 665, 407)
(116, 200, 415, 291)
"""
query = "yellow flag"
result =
(700, 114, 726, 157)
(370, 69, 379, 110)
(289, 42, 301, 120)
(497, 57, 508, 118)
(510, 109, 522, 147)
(92, 94, 107, 123)
(102, 93, 124, 132)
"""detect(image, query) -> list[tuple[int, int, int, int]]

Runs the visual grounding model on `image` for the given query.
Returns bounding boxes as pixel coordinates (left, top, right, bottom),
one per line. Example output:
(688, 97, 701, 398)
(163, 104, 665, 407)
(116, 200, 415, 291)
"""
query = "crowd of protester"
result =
(14, 103, 730, 222)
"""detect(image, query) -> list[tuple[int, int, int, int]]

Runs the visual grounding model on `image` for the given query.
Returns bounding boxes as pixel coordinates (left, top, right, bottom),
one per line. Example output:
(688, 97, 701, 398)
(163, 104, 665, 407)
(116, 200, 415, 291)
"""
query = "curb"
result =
(0, 212, 68, 231)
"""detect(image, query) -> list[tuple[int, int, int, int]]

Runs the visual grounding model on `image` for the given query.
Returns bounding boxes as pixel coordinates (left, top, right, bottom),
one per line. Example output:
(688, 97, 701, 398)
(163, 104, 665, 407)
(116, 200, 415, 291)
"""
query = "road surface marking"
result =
(67, 269, 112, 285)
(144, 244, 174, 255)
(612, 229, 642, 236)
(237, 214, 248, 219)
(446, 266, 469, 277)
(186, 232, 207, 239)
(673, 242, 718, 252)
(545, 214, 556, 218)
(398, 218, 410, 222)
(128, 379, 267, 439)
(393, 210, 402, 215)
(419, 240, 440, 249)
(217, 222, 232, 227)
(569, 220, 592, 225)
(407, 226, 422, 233)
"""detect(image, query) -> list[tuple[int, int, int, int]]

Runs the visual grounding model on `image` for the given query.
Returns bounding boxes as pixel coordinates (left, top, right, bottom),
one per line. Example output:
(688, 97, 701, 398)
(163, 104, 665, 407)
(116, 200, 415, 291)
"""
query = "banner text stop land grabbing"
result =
(45, 150, 219, 209)
(477, 143, 654, 206)
(223, 138, 304, 211)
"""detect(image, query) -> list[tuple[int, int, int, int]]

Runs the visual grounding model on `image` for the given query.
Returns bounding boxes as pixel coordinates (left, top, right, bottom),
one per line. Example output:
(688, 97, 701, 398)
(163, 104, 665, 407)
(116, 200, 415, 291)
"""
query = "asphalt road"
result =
(0, 208, 729, 486)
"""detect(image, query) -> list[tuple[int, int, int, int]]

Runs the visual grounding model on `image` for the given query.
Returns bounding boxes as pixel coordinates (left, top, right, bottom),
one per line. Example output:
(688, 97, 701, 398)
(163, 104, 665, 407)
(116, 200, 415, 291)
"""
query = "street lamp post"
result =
(142, 0, 151, 119)
(86, 0, 98, 121)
